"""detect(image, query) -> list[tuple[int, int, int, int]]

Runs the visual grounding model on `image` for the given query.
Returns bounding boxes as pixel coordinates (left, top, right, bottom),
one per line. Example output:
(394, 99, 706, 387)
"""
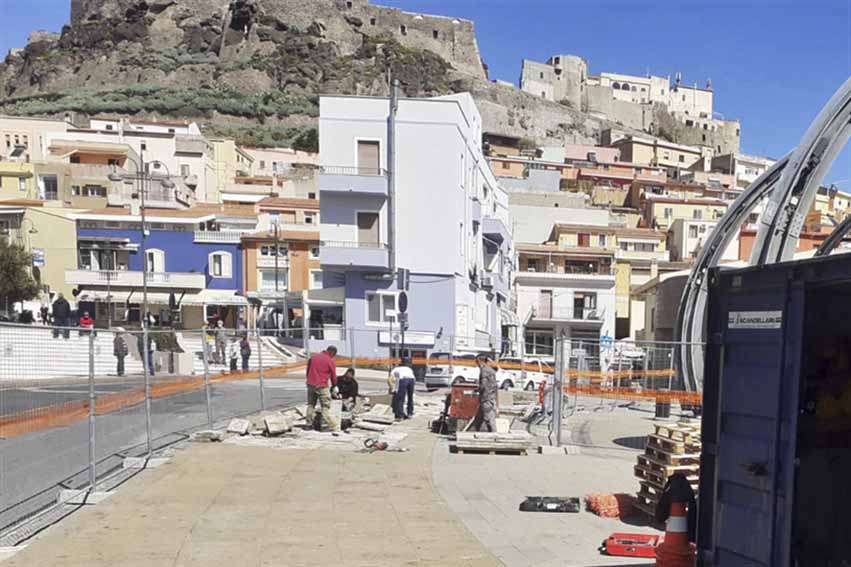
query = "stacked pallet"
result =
(633, 421, 701, 518)
(453, 432, 534, 455)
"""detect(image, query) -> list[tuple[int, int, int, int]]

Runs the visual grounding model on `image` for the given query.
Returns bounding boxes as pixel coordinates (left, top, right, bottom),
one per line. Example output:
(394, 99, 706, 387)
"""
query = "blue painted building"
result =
(66, 208, 250, 328)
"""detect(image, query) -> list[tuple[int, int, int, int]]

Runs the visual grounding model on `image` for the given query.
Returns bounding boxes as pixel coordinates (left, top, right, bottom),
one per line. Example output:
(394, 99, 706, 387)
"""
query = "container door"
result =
(700, 282, 803, 567)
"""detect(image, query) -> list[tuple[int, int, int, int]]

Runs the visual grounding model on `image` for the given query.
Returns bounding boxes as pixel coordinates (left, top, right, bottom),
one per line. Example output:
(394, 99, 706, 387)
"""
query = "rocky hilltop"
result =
(0, 0, 630, 147)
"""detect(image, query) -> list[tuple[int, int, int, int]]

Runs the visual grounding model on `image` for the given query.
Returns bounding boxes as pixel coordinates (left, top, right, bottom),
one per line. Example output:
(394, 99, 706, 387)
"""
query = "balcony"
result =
(482, 216, 510, 245)
(515, 264, 615, 285)
(256, 255, 291, 268)
(615, 249, 670, 262)
(533, 306, 606, 325)
(66, 269, 206, 289)
(194, 230, 242, 244)
(481, 271, 509, 297)
(320, 240, 389, 270)
(320, 166, 388, 197)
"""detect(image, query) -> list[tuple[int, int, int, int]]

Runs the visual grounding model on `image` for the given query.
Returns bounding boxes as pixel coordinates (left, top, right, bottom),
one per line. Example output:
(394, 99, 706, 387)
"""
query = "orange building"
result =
(242, 229, 321, 297)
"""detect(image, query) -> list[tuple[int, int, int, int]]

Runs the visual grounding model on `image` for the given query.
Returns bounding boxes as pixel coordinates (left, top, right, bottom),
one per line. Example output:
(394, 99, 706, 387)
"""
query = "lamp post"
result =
(109, 153, 174, 457)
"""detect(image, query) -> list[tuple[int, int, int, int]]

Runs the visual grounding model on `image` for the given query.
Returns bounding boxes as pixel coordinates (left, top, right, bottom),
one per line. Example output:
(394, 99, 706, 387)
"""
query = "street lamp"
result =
(108, 153, 174, 457)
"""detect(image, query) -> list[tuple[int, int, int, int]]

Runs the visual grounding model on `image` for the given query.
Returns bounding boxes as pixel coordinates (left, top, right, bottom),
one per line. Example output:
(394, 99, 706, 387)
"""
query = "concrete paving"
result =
(2, 394, 670, 567)
(2, 419, 501, 567)
(432, 402, 663, 567)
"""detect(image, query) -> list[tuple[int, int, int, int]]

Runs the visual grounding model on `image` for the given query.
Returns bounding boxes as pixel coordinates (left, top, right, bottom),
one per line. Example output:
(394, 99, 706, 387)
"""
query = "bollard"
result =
(88, 331, 96, 490)
(256, 329, 266, 411)
(201, 334, 213, 429)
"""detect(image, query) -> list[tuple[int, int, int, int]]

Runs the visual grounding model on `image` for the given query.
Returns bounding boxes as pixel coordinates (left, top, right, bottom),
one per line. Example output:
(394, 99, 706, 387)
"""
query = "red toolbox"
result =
(599, 533, 661, 558)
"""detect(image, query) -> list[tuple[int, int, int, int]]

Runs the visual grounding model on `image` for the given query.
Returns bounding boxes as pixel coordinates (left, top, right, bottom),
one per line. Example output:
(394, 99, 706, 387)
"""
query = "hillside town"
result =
(1, 2, 850, 566)
(2, 66, 843, 363)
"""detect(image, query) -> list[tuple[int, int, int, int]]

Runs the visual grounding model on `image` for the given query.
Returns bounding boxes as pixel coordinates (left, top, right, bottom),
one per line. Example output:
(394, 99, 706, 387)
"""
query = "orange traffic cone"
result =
(654, 501, 695, 567)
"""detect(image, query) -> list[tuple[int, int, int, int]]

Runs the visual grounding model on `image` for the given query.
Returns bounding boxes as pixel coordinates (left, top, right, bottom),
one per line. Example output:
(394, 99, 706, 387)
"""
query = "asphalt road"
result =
(0, 374, 387, 531)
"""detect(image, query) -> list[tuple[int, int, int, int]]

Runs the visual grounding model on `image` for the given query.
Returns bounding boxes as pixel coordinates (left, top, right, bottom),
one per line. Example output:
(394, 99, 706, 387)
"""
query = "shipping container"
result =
(699, 253, 851, 567)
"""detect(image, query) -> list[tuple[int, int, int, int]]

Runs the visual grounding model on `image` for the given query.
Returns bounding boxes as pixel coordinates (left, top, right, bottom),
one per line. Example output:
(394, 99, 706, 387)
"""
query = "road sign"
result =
(398, 291, 408, 313)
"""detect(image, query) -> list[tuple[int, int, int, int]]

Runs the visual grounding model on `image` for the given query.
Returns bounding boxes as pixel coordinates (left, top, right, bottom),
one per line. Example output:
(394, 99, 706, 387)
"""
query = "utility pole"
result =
(139, 147, 153, 457)
(387, 79, 399, 274)
(273, 221, 280, 293)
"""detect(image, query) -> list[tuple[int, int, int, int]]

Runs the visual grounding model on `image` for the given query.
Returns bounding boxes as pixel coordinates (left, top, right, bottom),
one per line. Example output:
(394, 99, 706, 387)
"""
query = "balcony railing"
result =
(194, 230, 242, 244)
(534, 306, 606, 322)
(519, 265, 615, 276)
(66, 269, 206, 289)
(320, 240, 388, 249)
(321, 165, 387, 176)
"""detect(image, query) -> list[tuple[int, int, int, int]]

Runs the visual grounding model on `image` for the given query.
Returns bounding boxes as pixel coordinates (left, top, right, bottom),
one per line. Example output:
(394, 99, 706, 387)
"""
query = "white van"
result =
(497, 357, 554, 390)
(424, 352, 480, 390)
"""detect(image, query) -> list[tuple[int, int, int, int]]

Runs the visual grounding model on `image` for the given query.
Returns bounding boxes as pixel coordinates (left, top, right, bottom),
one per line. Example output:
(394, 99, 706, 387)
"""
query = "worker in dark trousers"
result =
(472, 354, 498, 432)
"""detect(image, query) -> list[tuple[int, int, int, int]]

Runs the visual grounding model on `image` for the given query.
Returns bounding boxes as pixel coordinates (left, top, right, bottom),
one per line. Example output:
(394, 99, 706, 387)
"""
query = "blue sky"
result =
(1, 0, 849, 182)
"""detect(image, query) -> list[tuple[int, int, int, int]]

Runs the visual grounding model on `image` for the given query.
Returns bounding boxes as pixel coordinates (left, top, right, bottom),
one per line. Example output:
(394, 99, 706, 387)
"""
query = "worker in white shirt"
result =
(390, 357, 416, 420)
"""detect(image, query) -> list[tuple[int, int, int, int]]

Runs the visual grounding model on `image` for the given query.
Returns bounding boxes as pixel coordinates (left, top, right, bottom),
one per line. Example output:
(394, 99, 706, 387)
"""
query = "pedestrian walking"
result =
(239, 334, 251, 371)
(40, 304, 49, 326)
(51, 293, 71, 339)
(472, 354, 498, 432)
(227, 336, 239, 372)
(390, 357, 416, 419)
(305, 346, 338, 431)
(113, 328, 128, 376)
(215, 320, 227, 364)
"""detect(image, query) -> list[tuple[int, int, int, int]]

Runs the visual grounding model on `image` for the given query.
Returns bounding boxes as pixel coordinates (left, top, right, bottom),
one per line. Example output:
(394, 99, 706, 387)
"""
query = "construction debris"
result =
(453, 432, 534, 455)
(360, 404, 395, 425)
(519, 496, 580, 513)
(352, 421, 389, 432)
(264, 414, 294, 436)
(227, 418, 252, 436)
(192, 430, 223, 443)
(584, 493, 636, 518)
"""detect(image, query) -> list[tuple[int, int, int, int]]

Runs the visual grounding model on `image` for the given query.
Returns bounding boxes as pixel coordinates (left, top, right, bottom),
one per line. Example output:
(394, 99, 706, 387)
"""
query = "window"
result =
(209, 251, 232, 278)
(540, 72, 544, 80)
(18, 178, 26, 192)
(304, 212, 316, 225)
(346, 0, 352, 7)
(146, 249, 165, 273)
(693, 209, 703, 220)
(664, 207, 673, 219)
(689, 225, 699, 238)
(42, 175, 58, 200)
(502, 161, 510, 170)
(309, 246, 320, 259)
(524, 329, 554, 356)
(308, 192, 316, 200)
(310, 270, 323, 290)
(357, 140, 380, 174)
(370, 17, 376, 25)
(620, 242, 630, 251)
(259, 160, 266, 169)
(84, 185, 106, 197)
(141, 142, 147, 151)
(71, 185, 82, 196)
(679, 155, 685, 163)
(260, 244, 288, 257)
(260, 269, 288, 292)
(168, 128, 175, 134)
(636, 242, 656, 252)
(400, 24, 407, 35)
(180, 164, 190, 177)
(432, 30, 439, 39)
(366, 291, 398, 324)
(107, 158, 120, 167)
(598, 234, 607, 247)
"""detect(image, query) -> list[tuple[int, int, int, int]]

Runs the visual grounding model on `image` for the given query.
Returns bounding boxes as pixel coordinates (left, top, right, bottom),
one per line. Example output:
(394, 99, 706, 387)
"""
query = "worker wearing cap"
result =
(305, 346, 339, 431)
(472, 353, 497, 432)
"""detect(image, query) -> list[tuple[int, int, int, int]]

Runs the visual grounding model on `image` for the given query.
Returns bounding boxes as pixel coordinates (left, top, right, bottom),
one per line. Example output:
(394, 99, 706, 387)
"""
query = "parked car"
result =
(497, 357, 554, 390)
(424, 352, 480, 390)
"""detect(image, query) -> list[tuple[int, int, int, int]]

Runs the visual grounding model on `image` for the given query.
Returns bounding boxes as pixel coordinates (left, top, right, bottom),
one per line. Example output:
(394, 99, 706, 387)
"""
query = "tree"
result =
(0, 240, 40, 313)
(292, 127, 318, 153)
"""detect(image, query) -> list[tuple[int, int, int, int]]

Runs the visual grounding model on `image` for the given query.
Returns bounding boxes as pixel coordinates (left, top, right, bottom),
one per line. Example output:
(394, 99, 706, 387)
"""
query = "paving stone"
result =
(226, 418, 252, 435)
(264, 414, 293, 436)
(191, 430, 223, 442)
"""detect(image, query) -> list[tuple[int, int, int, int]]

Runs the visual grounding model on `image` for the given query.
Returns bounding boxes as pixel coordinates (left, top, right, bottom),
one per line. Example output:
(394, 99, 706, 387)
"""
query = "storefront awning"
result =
(184, 289, 248, 306)
(501, 309, 520, 327)
(76, 290, 173, 305)
(306, 287, 344, 306)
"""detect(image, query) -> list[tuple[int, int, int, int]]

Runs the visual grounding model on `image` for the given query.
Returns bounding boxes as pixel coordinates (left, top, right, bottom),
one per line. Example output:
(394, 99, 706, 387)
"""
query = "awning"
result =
(76, 290, 173, 305)
(501, 309, 520, 327)
(306, 287, 344, 306)
(184, 289, 248, 306)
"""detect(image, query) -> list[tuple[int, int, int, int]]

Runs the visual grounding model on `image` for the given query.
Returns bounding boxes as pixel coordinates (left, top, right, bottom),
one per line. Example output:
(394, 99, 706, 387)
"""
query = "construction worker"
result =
(305, 346, 339, 431)
(472, 353, 498, 432)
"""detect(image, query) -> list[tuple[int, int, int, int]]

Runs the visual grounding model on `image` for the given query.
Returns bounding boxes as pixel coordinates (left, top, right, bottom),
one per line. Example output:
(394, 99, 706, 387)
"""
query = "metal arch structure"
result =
(675, 77, 851, 392)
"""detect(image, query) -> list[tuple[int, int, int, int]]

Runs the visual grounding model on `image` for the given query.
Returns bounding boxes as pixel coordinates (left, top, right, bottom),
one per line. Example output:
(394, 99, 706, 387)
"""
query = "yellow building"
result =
(0, 201, 80, 298)
(0, 161, 37, 200)
(609, 135, 703, 170)
(643, 196, 728, 231)
(211, 139, 255, 204)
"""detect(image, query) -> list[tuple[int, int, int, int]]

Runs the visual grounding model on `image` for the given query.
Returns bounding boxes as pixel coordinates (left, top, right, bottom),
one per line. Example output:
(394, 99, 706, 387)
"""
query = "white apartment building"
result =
(0, 115, 70, 162)
(317, 92, 513, 358)
(50, 118, 217, 202)
(710, 152, 776, 190)
(668, 218, 739, 263)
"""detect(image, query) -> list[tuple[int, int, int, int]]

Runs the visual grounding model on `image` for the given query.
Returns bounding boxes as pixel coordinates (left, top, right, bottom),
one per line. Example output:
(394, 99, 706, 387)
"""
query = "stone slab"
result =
(226, 418, 252, 435)
(264, 415, 293, 436)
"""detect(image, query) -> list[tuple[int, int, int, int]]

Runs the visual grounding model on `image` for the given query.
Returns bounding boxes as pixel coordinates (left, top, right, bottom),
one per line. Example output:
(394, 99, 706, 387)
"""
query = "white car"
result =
(424, 352, 480, 390)
(496, 357, 554, 390)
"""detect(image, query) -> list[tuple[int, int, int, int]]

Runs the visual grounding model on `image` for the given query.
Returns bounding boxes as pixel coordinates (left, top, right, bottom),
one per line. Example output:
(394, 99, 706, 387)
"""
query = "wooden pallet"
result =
(634, 464, 699, 489)
(644, 444, 701, 465)
(633, 497, 658, 519)
(653, 423, 701, 442)
(646, 434, 701, 455)
(454, 446, 528, 456)
(637, 453, 700, 474)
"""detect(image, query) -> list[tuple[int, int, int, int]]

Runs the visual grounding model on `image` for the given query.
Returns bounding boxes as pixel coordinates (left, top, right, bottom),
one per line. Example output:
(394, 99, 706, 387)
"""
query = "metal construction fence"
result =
(0, 321, 703, 537)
